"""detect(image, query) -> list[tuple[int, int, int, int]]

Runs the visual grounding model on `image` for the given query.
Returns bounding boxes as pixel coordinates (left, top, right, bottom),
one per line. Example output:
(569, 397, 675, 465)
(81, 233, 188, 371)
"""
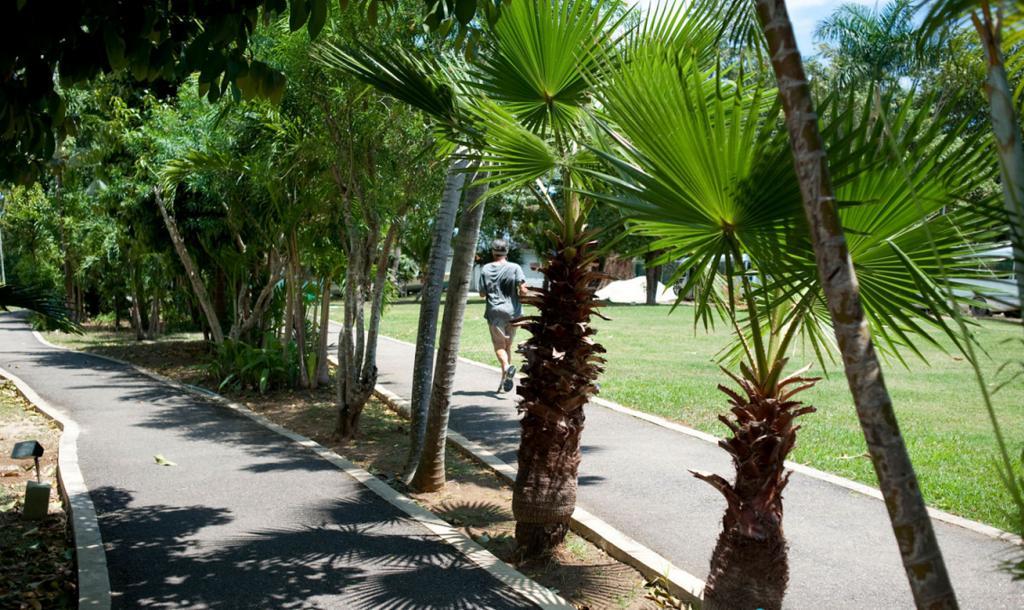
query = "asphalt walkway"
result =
(365, 331, 1024, 609)
(0, 315, 538, 609)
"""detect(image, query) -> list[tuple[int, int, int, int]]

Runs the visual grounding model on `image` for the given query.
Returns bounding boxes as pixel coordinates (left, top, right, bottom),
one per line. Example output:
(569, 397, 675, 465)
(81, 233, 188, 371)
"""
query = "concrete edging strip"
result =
(0, 363, 112, 610)
(371, 384, 707, 606)
(33, 331, 570, 610)
(377, 334, 1024, 546)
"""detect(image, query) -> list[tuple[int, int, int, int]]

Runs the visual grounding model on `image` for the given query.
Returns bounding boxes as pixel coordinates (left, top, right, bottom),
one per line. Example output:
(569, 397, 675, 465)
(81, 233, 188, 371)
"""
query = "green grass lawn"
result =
(342, 297, 1024, 531)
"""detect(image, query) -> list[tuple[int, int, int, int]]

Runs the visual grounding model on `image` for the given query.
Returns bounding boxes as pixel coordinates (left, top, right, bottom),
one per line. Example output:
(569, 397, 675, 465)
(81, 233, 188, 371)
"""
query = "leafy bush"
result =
(207, 334, 299, 394)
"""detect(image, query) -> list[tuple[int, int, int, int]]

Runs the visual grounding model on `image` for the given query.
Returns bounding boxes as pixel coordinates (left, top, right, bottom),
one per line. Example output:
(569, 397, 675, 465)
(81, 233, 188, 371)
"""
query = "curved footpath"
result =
(0, 315, 557, 610)
(356, 329, 1024, 609)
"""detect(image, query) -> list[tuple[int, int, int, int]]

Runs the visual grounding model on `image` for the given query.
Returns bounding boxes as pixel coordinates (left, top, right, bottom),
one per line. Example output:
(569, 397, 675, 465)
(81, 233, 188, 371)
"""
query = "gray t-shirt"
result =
(480, 261, 526, 324)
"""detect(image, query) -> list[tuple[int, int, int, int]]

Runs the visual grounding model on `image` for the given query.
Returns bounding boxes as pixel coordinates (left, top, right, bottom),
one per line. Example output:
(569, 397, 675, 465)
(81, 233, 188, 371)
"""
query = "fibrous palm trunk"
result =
(410, 179, 488, 492)
(694, 362, 817, 610)
(513, 228, 607, 557)
(753, 1, 958, 607)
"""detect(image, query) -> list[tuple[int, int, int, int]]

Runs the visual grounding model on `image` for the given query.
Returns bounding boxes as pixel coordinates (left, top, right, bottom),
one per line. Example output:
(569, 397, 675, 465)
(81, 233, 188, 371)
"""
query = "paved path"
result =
(364, 331, 1024, 609)
(0, 315, 538, 610)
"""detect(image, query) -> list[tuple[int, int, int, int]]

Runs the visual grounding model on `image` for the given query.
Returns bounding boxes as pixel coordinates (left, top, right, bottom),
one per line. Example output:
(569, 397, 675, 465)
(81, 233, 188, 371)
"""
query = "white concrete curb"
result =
(376, 334, 1024, 546)
(36, 331, 570, 610)
(0, 362, 112, 610)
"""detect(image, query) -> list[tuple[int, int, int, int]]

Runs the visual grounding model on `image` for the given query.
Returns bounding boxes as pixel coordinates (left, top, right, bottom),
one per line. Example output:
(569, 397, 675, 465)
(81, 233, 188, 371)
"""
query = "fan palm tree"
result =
(586, 6, 995, 605)
(457, 0, 635, 557)
(750, 0, 961, 605)
(325, 0, 622, 551)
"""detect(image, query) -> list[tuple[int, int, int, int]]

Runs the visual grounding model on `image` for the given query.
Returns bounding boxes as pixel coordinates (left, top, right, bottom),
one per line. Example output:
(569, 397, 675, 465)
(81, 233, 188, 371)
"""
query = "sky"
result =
(630, 0, 884, 56)
(784, 0, 882, 53)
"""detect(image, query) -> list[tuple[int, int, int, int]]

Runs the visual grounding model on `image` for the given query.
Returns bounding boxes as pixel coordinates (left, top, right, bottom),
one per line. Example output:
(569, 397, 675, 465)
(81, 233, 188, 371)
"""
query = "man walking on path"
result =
(479, 239, 527, 393)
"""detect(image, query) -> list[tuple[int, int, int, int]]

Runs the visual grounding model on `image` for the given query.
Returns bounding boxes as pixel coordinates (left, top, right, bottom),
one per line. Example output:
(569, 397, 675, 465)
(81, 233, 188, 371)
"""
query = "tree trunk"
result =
(513, 229, 606, 558)
(214, 269, 228, 329)
(404, 156, 470, 476)
(230, 253, 284, 342)
(597, 253, 633, 290)
(283, 250, 296, 348)
(316, 275, 333, 387)
(337, 221, 402, 440)
(753, 2, 957, 607)
(644, 251, 662, 306)
(702, 526, 787, 610)
(695, 364, 817, 610)
(146, 293, 160, 340)
(973, 9, 1024, 308)
(130, 288, 144, 342)
(155, 188, 224, 344)
(291, 232, 309, 389)
(410, 180, 488, 492)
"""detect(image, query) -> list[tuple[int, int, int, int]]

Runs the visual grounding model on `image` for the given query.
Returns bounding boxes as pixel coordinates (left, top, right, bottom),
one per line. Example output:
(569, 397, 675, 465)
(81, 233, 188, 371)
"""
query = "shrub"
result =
(207, 334, 299, 394)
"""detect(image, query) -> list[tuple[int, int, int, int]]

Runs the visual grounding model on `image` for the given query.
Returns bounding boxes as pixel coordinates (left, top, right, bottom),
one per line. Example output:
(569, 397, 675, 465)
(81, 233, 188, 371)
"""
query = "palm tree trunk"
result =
(410, 180, 488, 492)
(130, 285, 144, 342)
(404, 156, 470, 475)
(513, 229, 606, 558)
(973, 8, 1024, 307)
(155, 188, 224, 344)
(753, 2, 957, 607)
(316, 275, 332, 386)
(291, 232, 309, 389)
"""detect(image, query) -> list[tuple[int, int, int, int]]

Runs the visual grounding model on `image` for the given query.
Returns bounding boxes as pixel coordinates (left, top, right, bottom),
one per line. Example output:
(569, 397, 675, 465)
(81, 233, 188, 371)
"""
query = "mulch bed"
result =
(0, 382, 75, 609)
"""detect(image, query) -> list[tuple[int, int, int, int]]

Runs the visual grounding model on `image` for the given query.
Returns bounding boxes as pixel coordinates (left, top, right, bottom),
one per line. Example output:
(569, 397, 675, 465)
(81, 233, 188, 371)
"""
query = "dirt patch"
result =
(49, 332, 686, 609)
(0, 382, 76, 609)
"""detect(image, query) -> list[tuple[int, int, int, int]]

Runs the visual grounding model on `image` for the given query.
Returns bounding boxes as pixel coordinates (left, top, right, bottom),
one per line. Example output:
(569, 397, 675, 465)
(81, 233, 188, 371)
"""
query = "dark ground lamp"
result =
(11, 440, 50, 520)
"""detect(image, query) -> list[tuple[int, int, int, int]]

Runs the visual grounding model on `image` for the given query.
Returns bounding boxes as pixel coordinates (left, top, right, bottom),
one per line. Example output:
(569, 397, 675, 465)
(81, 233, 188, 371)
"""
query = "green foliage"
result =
(207, 335, 299, 394)
(815, 0, 937, 89)
(0, 283, 80, 334)
(0, 1, 340, 184)
(588, 28, 1000, 370)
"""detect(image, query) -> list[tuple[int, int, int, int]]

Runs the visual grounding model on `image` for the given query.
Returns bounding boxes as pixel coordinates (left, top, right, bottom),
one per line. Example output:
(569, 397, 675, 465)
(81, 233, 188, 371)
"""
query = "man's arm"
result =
(516, 264, 529, 297)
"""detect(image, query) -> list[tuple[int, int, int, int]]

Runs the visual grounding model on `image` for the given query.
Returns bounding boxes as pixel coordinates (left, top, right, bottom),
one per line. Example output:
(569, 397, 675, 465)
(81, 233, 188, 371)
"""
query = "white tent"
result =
(595, 276, 676, 304)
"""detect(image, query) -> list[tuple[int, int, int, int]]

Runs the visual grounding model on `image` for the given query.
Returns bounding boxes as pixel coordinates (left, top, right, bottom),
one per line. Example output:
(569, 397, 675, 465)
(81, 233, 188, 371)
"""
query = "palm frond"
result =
(470, 0, 625, 140)
(311, 42, 463, 137)
(465, 101, 558, 201)
(587, 38, 1001, 369)
(0, 283, 81, 334)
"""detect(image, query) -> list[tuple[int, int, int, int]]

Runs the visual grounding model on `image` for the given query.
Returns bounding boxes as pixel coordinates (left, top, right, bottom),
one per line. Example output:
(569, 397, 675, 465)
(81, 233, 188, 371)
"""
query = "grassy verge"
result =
(352, 298, 1024, 532)
(0, 381, 76, 608)
(45, 326, 680, 609)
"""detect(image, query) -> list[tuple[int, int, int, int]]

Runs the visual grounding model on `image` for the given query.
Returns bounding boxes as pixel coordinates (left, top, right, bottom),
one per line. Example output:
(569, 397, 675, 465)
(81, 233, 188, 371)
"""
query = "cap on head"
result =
(491, 239, 509, 255)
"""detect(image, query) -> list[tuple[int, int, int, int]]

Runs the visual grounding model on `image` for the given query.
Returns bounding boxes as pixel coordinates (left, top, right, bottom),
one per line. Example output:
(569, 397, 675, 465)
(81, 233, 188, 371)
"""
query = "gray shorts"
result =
(488, 319, 516, 350)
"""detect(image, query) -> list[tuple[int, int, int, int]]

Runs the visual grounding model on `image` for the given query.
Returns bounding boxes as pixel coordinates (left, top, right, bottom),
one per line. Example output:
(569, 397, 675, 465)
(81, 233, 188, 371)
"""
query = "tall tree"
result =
(751, 0, 959, 607)
(463, 0, 626, 557)
(814, 0, 936, 89)
(591, 19, 996, 602)
(314, 42, 486, 470)
(410, 177, 488, 491)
